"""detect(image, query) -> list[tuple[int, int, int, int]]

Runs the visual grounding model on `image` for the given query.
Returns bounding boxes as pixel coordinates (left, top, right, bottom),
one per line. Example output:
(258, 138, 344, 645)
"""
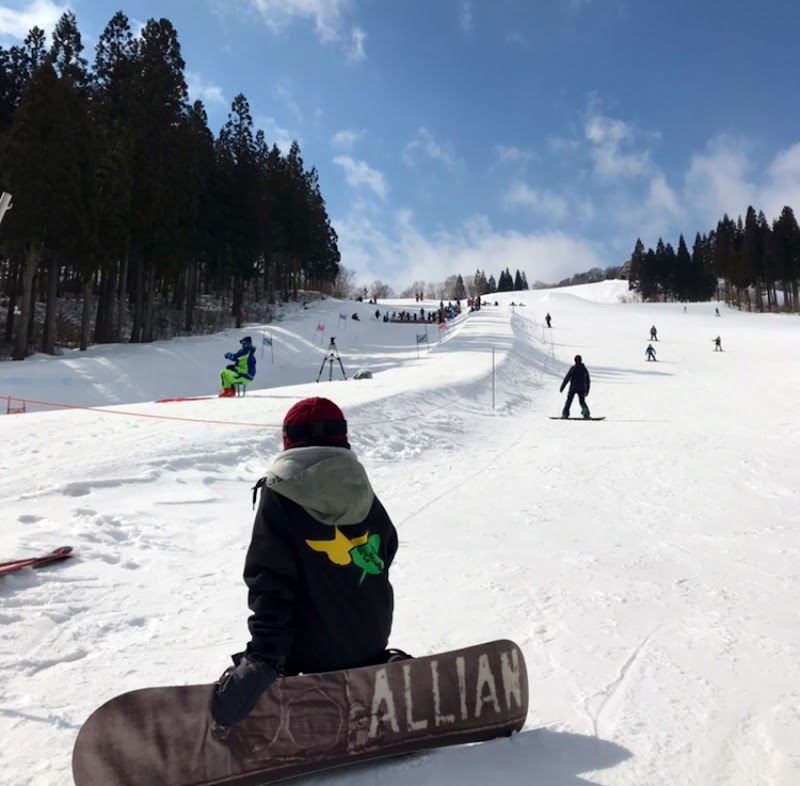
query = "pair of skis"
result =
(0, 546, 73, 577)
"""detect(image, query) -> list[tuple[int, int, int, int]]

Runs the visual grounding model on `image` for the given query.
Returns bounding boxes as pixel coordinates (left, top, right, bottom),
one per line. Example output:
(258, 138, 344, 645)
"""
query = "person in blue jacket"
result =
(646, 344, 657, 361)
(219, 336, 256, 397)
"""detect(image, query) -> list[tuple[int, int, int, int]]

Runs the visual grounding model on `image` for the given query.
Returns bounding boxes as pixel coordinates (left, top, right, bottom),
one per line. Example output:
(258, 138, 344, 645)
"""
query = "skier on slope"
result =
(545, 313, 552, 328)
(713, 336, 723, 351)
(219, 336, 256, 397)
(212, 397, 404, 727)
(559, 354, 591, 418)
(646, 344, 657, 361)
(650, 325, 658, 341)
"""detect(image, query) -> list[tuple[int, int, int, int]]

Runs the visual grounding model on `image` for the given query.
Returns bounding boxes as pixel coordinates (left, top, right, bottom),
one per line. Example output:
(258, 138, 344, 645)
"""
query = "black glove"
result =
(211, 652, 282, 727)
(224, 352, 234, 361)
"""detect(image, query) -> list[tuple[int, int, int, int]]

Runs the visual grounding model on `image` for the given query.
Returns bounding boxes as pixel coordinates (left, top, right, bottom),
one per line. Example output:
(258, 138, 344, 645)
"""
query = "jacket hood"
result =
(265, 446, 374, 526)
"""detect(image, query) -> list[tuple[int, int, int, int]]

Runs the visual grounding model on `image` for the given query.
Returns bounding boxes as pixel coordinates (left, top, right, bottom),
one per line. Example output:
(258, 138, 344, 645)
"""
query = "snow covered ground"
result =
(1, 281, 799, 786)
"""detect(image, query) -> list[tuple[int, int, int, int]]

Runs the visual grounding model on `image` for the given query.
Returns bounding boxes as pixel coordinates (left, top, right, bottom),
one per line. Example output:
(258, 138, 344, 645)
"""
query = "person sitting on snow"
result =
(211, 397, 403, 727)
(219, 336, 256, 397)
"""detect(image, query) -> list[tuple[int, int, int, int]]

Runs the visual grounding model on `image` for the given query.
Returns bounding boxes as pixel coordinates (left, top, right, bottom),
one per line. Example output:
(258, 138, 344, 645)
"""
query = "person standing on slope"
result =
(713, 336, 723, 351)
(559, 355, 591, 419)
(219, 336, 256, 397)
(211, 397, 402, 727)
(646, 344, 657, 361)
(545, 313, 552, 328)
(650, 325, 658, 341)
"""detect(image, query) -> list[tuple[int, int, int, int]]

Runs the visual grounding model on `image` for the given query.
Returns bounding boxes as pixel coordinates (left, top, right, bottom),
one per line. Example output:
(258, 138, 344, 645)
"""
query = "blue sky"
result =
(2, 0, 799, 291)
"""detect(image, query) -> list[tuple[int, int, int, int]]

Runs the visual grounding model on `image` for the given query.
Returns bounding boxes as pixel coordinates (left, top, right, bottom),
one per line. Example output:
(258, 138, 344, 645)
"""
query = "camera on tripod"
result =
(317, 336, 347, 382)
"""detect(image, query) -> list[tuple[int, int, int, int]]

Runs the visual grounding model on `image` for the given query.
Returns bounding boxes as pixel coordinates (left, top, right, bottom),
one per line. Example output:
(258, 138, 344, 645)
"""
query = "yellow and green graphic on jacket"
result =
(305, 527, 385, 585)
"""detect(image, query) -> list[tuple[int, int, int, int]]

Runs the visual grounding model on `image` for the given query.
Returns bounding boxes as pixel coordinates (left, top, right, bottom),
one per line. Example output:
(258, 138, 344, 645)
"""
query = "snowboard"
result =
(0, 546, 73, 577)
(550, 416, 606, 421)
(72, 639, 528, 786)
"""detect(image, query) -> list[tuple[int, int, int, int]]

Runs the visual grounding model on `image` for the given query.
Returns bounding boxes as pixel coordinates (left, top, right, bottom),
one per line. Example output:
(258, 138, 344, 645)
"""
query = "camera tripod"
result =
(317, 337, 347, 382)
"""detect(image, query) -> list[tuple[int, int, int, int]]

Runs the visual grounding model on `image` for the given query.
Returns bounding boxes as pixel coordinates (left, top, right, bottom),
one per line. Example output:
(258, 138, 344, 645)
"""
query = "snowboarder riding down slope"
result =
(219, 336, 256, 397)
(646, 344, 657, 361)
(211, 397, 402, 727)
(559, 355, 591, 419)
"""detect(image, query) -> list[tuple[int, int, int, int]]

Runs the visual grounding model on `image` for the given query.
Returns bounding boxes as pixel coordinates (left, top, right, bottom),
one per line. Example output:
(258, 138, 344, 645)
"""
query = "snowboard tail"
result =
(73, 638, 528, 786)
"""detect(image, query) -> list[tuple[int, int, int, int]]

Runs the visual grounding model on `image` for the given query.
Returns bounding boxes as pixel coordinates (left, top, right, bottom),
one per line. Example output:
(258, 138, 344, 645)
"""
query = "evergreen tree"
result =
(628, 238, 645, 292)
(674, 235, 691, 302)
(1, 59, 78, 358)
(770, 206, 800, 311)
(50, 12, 89, 91)
(91, 11, 139, 344)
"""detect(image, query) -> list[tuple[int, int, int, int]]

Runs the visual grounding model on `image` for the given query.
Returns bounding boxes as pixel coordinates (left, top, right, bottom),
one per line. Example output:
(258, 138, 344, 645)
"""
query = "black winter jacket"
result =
(560, 362, 590, 395)
(244, 446, 397, 676)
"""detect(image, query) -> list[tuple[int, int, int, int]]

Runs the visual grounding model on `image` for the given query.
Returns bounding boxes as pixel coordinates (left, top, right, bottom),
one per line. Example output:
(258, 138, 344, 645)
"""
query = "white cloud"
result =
(584, 112, 652, 179)
(402, 127, 459, 169)
(274, 80, 303, 123)
(0, 0, 67, 39)
(331, 128, 364, 149)
(130, 17, 146, 38)
(683, 137, 754, 226)
(681, 136, 800, 230)
(547, 135, 581, 155)
(185, 71, 226, 107)
(647, 174, 680, 217)
(347, 25, 366, 62)
(503, 181, 569, 223)
(248, 0, 351, 41)
(245, 0, 367, 61)
(333, 206, 605, 291)
(255, 114, 297, 153)
(333, 155, 387, 200)
(764, 143, 800, 218)
(493, 144, 535, 166)
(459, 1, 473, 32)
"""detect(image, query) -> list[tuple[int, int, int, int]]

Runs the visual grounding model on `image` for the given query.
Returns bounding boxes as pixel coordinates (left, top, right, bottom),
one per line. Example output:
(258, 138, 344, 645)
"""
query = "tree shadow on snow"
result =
(298, 728, 632, 786)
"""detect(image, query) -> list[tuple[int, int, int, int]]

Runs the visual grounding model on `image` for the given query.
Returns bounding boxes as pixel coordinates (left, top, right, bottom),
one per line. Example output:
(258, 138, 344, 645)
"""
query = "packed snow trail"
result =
(1, 283, 799, 786)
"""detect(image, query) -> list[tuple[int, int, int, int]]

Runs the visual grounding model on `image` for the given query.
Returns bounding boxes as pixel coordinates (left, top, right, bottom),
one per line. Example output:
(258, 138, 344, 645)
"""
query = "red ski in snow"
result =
(155, 396, 215, 403)
(0, 546, 74, 577)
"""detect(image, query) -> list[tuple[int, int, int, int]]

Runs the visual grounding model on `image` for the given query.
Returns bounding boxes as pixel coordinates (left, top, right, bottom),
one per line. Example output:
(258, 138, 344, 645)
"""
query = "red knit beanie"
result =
(282, 397, 349, 450)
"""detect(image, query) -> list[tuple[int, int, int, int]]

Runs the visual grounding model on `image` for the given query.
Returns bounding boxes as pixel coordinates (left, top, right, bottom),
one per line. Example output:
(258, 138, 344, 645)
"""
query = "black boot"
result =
(382, 648, 413, 663)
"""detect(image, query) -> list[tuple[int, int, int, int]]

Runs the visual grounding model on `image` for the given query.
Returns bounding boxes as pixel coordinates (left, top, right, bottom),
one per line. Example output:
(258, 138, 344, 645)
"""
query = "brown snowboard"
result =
(72, 639, 528, 786)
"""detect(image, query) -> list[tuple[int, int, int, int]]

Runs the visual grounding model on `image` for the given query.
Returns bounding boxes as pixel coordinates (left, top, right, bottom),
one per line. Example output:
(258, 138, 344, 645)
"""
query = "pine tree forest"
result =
(0, 12, 340, 359)
(627, 205, 800, 312)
